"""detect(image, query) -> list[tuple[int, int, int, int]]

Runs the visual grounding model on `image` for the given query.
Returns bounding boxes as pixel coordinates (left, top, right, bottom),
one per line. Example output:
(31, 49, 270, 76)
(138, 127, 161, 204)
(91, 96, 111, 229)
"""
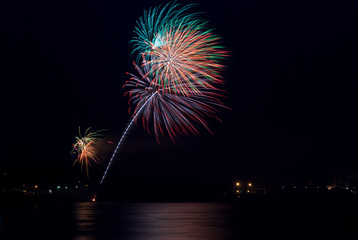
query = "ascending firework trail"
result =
(99, 92, 157, 185)
(93, 92, 156, 201)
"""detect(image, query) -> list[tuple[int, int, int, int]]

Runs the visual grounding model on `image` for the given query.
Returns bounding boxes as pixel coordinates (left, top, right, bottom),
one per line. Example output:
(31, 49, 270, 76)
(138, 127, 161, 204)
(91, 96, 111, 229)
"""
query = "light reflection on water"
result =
(1, 198, 356, 239)
(0, 201, 268, 240)
(73, 202, 234, 240)
(74, 203, 96, 240)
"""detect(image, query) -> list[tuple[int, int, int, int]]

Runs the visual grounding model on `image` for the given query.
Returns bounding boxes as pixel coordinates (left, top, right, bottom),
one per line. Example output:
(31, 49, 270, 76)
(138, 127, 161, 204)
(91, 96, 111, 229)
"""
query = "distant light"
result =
(57, 185, 61, 189)
(34, 185, 38, 189)
(85, 184, 89, 188)
(248, 183, 252, 187)
(65, 186, 68, 189)
(282, 186, 285, 189)
(293, 186, 296, 189)
(317, 186, 319, 189)
(236, 182, 240, 186)
(247, 190, 250, 193)
(236, 190, 239, 193)
(49, 190, 52, 193)
(305, 186, 307, 189)
(75, 186, 78, 189)
(91, 198, 96, 202)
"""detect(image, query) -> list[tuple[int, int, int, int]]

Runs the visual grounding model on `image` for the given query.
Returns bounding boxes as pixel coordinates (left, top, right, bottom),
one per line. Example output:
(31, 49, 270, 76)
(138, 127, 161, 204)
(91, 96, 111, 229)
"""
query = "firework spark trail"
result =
(99, 92, 157, 185)
(125, 59, 227, 143)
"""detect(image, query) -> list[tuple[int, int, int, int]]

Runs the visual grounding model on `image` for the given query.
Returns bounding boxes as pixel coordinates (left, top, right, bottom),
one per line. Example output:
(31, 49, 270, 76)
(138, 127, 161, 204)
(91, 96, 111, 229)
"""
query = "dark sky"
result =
(2, 0, 358, 196)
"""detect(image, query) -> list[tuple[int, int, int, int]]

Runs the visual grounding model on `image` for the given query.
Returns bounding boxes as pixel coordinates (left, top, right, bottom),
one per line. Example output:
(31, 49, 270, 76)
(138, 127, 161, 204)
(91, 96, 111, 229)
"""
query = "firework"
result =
(131, 2, 198, 60)
(125, 58, 227, 142)
(72, 127, 104, 177)
(97, 2, 228, 188)
(98, 58, 226, 186)
(131, 2, 228, 94)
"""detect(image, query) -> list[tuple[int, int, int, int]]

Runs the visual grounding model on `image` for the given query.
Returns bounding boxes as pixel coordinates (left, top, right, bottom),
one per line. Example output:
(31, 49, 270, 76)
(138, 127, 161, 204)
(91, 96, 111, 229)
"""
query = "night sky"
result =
(2, 0, 358, 198)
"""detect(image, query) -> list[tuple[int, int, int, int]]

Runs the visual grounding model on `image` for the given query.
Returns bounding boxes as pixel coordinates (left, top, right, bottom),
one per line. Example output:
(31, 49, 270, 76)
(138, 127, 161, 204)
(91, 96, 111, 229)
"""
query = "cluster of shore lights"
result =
(235, 182, 253, 187)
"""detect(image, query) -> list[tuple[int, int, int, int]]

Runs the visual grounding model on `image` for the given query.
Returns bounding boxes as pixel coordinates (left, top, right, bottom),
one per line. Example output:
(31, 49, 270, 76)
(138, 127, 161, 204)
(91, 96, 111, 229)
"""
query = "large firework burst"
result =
(97, 1, 229, 188)
(131, 2, 228, 95)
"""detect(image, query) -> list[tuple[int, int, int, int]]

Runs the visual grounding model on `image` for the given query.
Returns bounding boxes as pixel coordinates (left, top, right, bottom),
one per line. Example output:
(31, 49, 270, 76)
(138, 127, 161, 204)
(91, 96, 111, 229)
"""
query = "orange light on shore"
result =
(92, 198, 96, 202)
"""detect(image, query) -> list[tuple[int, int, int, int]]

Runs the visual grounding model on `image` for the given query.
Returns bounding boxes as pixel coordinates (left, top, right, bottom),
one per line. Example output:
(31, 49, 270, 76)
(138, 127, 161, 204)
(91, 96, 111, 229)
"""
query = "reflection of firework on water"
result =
(131, 2, 228, 95)
(72, 127, 104, 177)
(125, 58, 227, 142)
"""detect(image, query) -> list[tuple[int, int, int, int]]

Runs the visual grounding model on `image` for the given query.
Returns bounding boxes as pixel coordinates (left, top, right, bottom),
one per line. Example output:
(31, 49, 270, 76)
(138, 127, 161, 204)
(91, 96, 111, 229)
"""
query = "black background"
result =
(2, 0, 358, 199)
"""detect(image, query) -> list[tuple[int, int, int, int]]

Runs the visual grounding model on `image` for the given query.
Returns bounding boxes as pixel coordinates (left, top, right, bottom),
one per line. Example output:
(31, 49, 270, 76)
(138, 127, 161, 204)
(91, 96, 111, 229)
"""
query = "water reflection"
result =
(74, 203, 96, 240)
(0, 202, 237, 240)
(73, 202, 234, 240)
(1, 199, 356, 240)
(125, 203, 231, 240)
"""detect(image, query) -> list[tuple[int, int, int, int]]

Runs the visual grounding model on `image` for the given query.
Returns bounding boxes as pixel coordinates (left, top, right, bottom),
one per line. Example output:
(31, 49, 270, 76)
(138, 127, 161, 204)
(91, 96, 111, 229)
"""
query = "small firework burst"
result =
(72, 127, 104, 177)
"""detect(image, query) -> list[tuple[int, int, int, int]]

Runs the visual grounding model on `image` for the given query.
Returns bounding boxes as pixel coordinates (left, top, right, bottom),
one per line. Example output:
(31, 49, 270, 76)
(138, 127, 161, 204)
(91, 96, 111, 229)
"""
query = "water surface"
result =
(0, 199, 356, 240)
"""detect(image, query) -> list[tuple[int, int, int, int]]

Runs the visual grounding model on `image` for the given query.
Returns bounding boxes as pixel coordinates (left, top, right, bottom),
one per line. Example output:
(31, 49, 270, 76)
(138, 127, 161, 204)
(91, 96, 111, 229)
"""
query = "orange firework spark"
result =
(144, 27, 228, 95)
(72, 127, 104, 177)
(132, 2, 228, 95)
